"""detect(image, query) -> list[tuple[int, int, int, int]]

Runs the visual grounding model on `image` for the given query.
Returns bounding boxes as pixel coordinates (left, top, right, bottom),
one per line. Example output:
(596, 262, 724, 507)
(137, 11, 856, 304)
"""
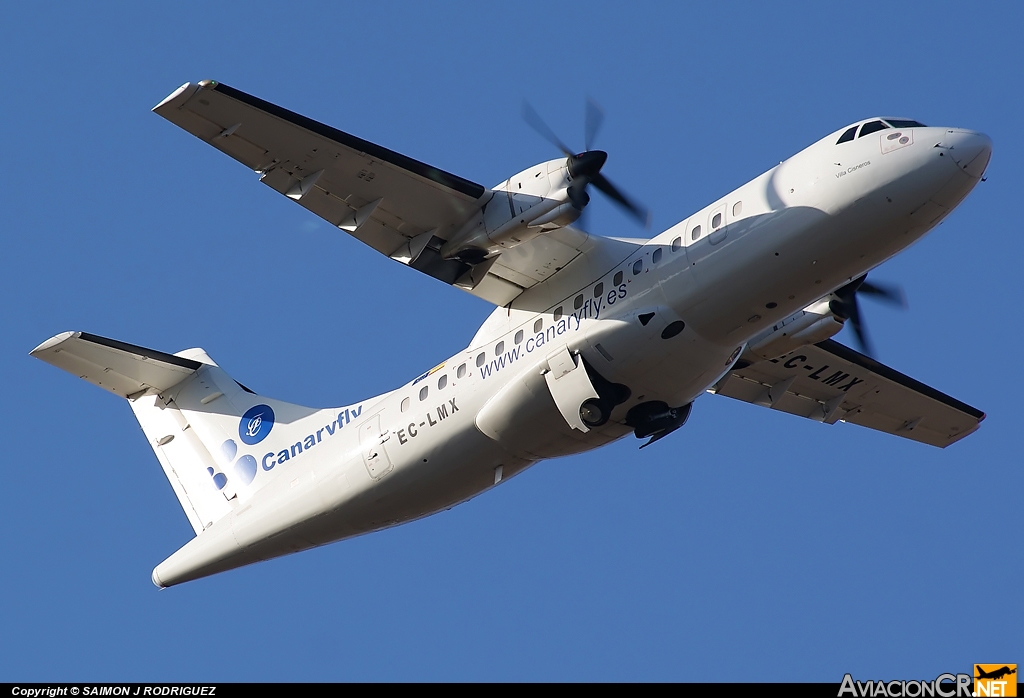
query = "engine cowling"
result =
(746, 298, 845, 361)
(440, 158, 577, 261)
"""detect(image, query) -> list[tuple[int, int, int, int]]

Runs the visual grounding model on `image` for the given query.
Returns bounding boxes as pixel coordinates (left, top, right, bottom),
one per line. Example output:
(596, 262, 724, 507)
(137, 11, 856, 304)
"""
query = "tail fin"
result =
(31, 331, 318, 534)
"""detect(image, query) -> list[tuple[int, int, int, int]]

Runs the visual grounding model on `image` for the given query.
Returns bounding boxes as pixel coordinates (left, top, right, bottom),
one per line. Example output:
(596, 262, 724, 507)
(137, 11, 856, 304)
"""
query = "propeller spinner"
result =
(523, 101, 649, 226)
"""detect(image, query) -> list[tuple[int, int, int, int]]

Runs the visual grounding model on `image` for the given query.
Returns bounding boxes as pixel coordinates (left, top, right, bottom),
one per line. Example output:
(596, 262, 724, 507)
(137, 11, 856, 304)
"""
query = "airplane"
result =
(30, 80, 991, 588)
(976, 666, 1017, 681)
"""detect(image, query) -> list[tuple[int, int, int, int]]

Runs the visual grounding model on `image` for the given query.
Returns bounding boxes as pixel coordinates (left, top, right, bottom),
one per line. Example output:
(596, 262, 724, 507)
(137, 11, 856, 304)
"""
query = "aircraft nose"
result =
(942, 129, 992, 178)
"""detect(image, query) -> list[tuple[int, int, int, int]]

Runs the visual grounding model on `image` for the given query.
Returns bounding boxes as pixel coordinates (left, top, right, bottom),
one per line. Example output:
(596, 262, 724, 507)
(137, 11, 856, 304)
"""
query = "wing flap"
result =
(713, 339, 984, 448)
(30, 332, 200, 399)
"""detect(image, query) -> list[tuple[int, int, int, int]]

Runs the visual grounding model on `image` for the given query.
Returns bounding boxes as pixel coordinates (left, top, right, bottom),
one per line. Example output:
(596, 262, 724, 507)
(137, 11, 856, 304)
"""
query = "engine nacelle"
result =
(746, 298, 845, 361)
(440, 157, 577, 261)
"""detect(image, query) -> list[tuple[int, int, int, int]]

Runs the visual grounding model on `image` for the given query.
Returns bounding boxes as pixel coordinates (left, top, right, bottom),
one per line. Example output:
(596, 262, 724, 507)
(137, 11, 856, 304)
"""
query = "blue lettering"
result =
(262, 452, 276, 471)
(325, 422, 337, 436)
(277, 449, 290, 464)
(290, 442, 303, 457)
(304, 434, 316, 449)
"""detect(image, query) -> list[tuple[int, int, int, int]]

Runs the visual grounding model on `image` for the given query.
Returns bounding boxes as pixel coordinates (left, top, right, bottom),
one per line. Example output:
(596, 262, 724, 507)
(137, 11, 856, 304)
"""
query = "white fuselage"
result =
(153, 121, 990, 587)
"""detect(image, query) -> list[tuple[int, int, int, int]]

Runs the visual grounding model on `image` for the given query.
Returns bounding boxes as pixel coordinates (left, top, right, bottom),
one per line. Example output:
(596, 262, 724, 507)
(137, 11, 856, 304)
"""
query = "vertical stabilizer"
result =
(31, 332, 321, 535)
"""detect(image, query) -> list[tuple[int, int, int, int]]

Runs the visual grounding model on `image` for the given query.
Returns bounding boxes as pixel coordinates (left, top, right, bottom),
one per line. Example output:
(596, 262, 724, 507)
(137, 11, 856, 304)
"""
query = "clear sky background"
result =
(2, 1, 1019, 682)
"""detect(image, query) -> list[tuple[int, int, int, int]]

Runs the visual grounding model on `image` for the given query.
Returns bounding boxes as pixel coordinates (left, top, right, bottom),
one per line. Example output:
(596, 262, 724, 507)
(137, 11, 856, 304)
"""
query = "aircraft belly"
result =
(582, 312, 737, 412)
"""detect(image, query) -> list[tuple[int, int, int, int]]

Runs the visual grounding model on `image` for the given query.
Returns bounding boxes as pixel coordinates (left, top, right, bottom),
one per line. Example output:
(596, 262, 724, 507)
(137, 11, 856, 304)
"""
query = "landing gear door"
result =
(544, 346, 599, 432)
(360, 413, 393, 480)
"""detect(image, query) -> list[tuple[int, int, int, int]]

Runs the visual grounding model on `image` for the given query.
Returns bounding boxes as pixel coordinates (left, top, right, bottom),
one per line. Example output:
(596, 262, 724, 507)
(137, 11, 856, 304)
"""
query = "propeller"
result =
(829, 274, 908, 357)
(522, 100, 650, 227)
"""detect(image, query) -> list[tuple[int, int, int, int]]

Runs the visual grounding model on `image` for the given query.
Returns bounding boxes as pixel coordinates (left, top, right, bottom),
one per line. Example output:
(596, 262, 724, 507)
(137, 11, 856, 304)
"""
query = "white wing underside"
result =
(153, 81, 596, 305)
(712, 340, 984, 448)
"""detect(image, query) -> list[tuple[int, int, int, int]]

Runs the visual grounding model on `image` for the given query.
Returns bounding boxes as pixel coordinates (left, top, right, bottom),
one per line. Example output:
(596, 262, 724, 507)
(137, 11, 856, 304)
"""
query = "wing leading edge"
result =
(711, 339, 984, 448)
(153, 80, 599, 305)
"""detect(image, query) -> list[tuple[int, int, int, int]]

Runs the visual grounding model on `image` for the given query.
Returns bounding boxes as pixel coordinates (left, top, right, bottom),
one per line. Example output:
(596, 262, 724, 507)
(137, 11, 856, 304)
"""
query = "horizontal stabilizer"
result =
(30, 331, 201, 399)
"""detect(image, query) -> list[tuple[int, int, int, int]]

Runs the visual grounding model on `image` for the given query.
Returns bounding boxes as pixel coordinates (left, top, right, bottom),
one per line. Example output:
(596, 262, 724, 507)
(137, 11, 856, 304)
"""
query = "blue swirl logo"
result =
(239, 404, 275, 445)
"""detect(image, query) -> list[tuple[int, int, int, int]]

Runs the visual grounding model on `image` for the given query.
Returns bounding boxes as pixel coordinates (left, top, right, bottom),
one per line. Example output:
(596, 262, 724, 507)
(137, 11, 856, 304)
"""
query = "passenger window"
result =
(836, 126, 857, 144)
(712, 212, 722, 229)
(534, 318, 543, 333)
(614, 271, 623, 285)
(671, 237, 681, 252)
(419, 386, 428, 401)
(476, 352, 485, 367)
(401, 397, 410, 412)
(457, 363, 467, 379)
(858, 120, 889, 138)
(574, 294, 584, 309)
(691, 224, 702, 241)
(515, 329, 524, 344)
(633, 259, 643, 275)
(438, 374, 447, 390)
(495, 341, 504, 356)
(733, 201, 743, 217)
(652, 248, 663, 264)
(594, 282, 604, 298)
(553, 307, 563, 322)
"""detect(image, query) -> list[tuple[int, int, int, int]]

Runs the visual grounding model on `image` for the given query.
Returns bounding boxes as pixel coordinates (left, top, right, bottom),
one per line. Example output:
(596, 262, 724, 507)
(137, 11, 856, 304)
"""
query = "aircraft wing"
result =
(153, 80, 594, 306)
(709, 339, 984, 448)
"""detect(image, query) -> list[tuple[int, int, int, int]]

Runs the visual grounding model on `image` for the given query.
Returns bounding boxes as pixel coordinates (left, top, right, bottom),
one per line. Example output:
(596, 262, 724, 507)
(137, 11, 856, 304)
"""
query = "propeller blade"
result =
(832, 274, 906, 357)
(845, 294, 874, 357)
(576, 204, 591, 232)
(858, 280, 907, 308)
(592, 173, 650, 226)
(522, 101, 573, 156)
(585, 98, 604, 152)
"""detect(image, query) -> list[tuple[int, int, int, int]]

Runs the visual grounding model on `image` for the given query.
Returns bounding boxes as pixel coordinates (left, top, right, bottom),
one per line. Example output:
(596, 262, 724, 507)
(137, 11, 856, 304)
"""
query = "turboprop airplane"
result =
(31, 80, 991, 588)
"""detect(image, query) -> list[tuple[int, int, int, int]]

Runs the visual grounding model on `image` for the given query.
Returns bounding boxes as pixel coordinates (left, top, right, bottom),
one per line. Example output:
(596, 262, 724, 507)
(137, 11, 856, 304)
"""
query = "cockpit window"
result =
(836, 126, 857, 144)
(885, 119, 927, 128)
(858, 120, 889, 138)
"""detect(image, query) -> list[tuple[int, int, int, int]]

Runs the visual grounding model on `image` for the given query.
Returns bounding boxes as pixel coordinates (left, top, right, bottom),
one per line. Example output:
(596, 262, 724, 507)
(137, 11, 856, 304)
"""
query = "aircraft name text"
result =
(395, 398, 459, 445)
(771, 354, 865, 392)
(259, 406, 363, 471)
(480, 285, 627, 381)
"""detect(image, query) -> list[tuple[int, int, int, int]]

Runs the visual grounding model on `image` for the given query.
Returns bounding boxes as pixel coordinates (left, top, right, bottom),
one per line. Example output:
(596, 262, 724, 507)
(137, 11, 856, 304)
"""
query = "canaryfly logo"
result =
(239, 404, 275, 444)
(208, 406, 364, 491)
(480, 285, 626, 380)
(259, 405, 362, 472)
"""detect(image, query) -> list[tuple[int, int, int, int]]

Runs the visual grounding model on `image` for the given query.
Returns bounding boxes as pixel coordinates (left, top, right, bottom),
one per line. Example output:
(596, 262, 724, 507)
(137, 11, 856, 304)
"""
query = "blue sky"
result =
(2, 1, 1020, 682)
